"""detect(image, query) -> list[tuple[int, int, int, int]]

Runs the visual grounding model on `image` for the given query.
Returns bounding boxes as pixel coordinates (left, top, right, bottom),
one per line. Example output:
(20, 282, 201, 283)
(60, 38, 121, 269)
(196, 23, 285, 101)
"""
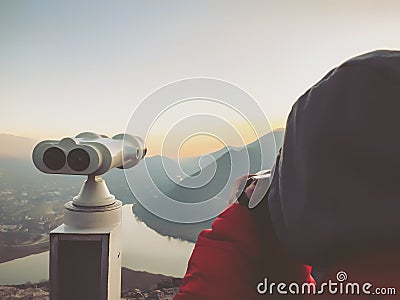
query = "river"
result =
(0, 205, 194, 285)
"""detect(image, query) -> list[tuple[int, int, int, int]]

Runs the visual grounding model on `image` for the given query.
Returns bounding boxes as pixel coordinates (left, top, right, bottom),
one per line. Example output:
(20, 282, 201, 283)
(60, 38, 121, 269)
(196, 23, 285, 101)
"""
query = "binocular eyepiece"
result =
(32, 132, 146, 176)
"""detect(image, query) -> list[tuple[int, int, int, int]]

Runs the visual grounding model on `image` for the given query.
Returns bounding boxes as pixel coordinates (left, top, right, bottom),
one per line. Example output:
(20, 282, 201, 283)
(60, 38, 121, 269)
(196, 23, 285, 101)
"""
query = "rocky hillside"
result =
(0, 268, 182, 299)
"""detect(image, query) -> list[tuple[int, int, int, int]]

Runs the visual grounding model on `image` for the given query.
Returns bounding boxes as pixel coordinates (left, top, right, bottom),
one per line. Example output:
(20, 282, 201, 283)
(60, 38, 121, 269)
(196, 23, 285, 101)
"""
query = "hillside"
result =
(0, 134, 37, 159)
(121, 267, 181, 291)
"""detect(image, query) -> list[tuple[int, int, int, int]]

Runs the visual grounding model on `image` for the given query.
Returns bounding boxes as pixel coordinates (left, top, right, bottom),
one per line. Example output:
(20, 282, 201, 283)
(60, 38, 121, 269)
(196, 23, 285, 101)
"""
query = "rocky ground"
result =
(0, 282, 179, 299)
(0, 282, 49, 300)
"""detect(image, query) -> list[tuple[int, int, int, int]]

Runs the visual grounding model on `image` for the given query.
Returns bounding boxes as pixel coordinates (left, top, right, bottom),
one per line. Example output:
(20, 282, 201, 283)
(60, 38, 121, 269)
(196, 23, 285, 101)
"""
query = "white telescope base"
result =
(50, 200, 122, 300)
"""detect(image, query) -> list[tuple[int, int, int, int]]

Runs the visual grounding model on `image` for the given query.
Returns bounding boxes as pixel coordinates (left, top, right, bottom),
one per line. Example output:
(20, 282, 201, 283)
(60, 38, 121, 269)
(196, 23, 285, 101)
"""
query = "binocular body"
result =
(32, 132, 146, 176)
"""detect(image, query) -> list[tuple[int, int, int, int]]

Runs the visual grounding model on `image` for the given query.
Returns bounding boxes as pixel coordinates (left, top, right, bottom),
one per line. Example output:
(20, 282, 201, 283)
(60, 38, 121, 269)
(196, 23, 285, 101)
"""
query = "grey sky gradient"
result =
(1, 1, 400, 145)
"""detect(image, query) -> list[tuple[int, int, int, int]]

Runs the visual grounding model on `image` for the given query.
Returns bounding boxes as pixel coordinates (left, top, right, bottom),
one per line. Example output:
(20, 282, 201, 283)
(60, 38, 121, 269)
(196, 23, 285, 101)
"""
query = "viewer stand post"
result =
(50, 175, 122, 300)
(32, 132, 146, 300)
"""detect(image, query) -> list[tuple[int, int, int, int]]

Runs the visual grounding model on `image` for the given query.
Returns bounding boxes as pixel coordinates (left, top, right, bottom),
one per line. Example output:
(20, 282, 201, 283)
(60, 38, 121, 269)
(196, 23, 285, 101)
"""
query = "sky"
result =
(1, 0, 400, 157)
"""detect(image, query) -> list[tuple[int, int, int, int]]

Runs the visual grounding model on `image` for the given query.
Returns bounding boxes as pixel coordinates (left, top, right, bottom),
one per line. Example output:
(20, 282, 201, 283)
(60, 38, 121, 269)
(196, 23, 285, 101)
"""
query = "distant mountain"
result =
(127, 129, 284, 242)
(164, 129, 283, 203)
(0, 134, 37, 160)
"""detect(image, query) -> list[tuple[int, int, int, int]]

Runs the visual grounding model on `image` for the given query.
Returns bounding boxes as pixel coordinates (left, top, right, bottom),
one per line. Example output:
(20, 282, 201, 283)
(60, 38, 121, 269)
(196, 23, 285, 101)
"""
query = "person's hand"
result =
(244, 177, 257, 199)
(227, 174, 255, 204)
(229, 170, 271, 207)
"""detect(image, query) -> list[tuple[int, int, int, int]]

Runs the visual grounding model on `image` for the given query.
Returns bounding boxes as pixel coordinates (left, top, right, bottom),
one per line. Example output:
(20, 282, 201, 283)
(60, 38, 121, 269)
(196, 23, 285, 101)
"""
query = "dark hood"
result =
(268, 50, 400, 268)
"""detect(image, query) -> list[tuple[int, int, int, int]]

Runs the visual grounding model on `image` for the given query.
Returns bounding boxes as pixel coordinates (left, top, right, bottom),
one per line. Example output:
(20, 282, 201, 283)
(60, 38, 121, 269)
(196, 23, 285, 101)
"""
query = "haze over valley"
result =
(0, 129, 283, 265)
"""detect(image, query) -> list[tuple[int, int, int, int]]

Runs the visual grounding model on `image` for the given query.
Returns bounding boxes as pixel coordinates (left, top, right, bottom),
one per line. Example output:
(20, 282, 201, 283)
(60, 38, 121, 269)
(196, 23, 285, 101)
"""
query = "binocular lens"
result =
(43, 147, 66, 170)
(67, 148, 91, 171)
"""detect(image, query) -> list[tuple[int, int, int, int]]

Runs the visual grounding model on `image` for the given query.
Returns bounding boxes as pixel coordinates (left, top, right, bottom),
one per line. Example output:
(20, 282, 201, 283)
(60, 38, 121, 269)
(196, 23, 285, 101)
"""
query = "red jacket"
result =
(175, 203, 400, 299)
(175, 203, 314, 299)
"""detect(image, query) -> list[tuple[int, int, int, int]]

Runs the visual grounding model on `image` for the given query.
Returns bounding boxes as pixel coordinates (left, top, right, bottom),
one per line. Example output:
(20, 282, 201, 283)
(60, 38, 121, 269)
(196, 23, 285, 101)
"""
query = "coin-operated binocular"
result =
(32, 132, 146, 300)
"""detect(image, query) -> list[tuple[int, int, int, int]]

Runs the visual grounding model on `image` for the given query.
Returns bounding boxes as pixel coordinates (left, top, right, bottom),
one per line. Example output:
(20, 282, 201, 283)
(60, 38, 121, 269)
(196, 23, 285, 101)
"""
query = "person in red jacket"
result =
(175, 50, 400, 299)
